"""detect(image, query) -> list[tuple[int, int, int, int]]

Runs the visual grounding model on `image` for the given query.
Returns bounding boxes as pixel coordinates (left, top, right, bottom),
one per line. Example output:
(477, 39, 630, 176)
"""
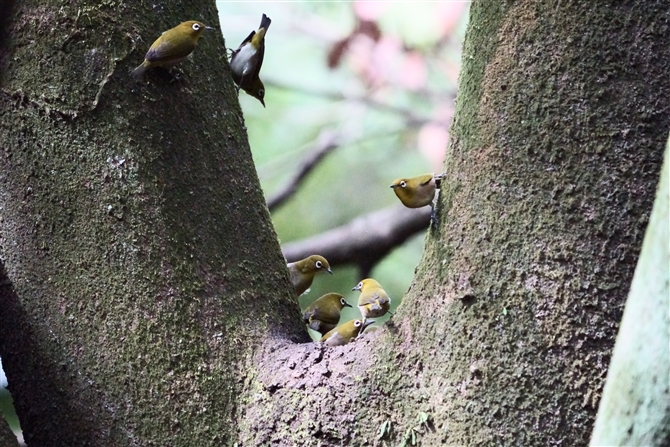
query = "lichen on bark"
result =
(1, 2, 305, 446)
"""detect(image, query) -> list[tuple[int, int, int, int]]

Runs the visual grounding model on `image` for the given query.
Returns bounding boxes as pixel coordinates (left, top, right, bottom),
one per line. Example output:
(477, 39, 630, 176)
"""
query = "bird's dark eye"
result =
(357, 282, 362, 288)
(400, 181, 406, 188)
(192, 23, 201, 31)
(315, 261, 322, 268)
(258, 88, 265, 98)
(354, 320, 361, 327)
(340, 298, 347, 306)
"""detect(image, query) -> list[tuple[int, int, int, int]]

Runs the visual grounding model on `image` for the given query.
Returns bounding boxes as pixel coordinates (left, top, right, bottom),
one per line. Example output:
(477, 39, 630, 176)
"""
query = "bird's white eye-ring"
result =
(258, 88, 265, 97)
(192, 23, 201, 31)
(354, 320, 362, 327)
(315, 261, 323, 268)
(400, 181, 407, 188)
(340, 298, 347, 306)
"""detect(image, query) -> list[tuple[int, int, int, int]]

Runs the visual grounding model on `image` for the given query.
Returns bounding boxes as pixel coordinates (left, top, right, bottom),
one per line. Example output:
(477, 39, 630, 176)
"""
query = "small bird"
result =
(303, 293, 353, 335)
(390, 173, 446, 226)
(229, 13, 271, 107)
(287, 255, 332, 297)
(353, 278, 391, 320)
(131, 21, 214, 80)
(320, 319, 375, 347)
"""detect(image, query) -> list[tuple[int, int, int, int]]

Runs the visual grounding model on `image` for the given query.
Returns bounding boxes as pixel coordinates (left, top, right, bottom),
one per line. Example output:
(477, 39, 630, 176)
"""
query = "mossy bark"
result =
(0, 414, 19, 447)
(0, 2, 305, 446)
(401, 1, 669, 444)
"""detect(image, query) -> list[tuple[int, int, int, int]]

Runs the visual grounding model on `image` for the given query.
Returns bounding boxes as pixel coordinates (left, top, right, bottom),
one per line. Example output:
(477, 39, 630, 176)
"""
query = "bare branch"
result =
(266, 130, 339, 212)
(282, 204, 432, 275)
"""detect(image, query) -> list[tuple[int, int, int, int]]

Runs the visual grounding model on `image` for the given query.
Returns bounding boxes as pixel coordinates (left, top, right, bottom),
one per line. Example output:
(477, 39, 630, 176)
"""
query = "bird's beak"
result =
(205, 26, 215, 31)
(327, 268, 333, 275)
(260, 98, 266, 108)
(344, 301, 353, 308)
(352, 284, 361, 291)
(362, 319, 375, 331)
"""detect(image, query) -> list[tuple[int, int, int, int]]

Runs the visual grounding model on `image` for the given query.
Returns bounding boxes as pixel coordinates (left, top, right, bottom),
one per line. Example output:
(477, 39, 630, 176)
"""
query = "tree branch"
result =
(282, 204, 431, 276)
(266, 130, 339, 212)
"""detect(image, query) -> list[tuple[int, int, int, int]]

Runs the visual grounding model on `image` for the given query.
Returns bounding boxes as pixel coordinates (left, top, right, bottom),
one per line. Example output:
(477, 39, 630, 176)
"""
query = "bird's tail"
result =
(130, 61, 148, 81)
(259, 13, 271, 32)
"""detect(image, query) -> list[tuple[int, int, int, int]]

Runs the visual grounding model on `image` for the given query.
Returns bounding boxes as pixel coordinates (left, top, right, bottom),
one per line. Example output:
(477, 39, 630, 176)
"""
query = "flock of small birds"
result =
(131, 15, 446, 346)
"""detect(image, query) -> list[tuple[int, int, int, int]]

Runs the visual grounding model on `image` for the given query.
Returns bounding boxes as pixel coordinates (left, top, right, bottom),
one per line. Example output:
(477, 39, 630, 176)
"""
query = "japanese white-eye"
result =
(320, 319, 375, 347)
(229, 13, 271, 107)
(131, 21, 214, 80)
(303, 293, 353, 335)
(353, 278, 391, 320)
(287, 255, 332, 297)
(390, 173, 446, 226)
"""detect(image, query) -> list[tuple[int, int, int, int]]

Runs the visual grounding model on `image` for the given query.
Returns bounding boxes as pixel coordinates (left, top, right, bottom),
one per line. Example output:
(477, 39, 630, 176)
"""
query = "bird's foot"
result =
(430, 207, 439, 229)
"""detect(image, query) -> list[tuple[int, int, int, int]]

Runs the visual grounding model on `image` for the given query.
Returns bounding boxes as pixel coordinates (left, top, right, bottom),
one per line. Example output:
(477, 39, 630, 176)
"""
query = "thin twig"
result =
(264, 80, 450, 128)
(266, 130, 340, 212)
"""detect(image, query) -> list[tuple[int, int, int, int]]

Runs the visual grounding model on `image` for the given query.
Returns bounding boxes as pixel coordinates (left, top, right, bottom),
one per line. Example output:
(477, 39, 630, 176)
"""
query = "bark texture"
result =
(0, 413, 19, 447)
(591, 141, 670, 445)
(0, 2, 305, 446)
(405, 1, 670, 444)
(238, 1, 670, 445)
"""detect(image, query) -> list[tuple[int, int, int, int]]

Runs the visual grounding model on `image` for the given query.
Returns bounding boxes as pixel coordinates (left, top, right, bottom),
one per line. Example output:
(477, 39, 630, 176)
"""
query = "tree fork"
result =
(239, 1, 670, 445)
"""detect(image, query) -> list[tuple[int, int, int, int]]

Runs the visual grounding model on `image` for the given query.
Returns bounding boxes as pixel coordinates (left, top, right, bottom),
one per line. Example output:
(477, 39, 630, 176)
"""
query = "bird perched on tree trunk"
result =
(390, 172, 446, 227)
(303, 293, 352, 335)
(229, 13, 271, 107)
(320, 319, 375, 347)
(353, 278, 391, 320)
(131, 21, 214, 80)
(287, 255, 332, 297)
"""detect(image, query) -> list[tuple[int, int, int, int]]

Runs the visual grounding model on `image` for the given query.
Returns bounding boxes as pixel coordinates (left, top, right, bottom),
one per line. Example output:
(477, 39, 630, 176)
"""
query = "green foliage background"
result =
(217, 1, 468, 332)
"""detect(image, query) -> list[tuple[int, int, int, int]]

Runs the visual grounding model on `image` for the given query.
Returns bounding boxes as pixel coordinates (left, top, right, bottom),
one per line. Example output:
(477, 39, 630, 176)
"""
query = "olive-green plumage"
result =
(131, 21, 213, 80)
(287, 255, 332, 297)
(229, 13, 271, 106)
(390, 172, 446, 226)
(303, 293, 352, 335)
(390, 173, 446, 208)
(320, 319, 375, 347)
(353, 278, 391, 320)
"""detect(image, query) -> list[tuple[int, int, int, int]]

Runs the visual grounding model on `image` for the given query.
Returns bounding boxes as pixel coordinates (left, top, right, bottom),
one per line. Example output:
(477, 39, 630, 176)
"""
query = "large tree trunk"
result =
(399, 1, 669, 444)
(2, 1, 669, 446)
(0, 2, 305, 446)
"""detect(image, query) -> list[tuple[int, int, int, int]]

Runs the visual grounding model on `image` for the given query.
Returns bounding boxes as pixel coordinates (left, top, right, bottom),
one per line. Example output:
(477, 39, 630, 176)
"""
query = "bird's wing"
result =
(237, 30, 256, 48)
(418, 173, 435, 187)
(250, 38, 264, 80)
(361, 291, 383, 305)
(306, 307, 339, 325)
(376, 293, 390, 305)
(145, 36, 195, 62)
